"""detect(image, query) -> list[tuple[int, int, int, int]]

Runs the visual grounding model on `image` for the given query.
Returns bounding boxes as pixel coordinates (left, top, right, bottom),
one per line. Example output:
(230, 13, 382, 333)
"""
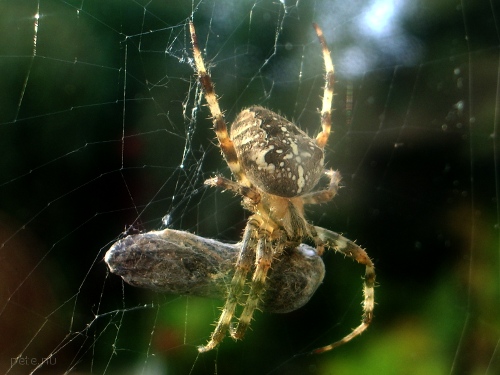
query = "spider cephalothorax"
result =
(189, 21, 375, 354)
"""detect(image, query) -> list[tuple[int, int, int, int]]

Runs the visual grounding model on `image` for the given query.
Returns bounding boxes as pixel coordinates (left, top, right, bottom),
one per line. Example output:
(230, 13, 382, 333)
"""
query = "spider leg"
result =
(205, 176, 261, 204)
(231, 229, 285, 340)
(189, 22, 249, 185)
(312, 23, 335, 149)
(311, 226, 375, 354)
(302, 169, 341, 205)
(198, 218, 259, 353)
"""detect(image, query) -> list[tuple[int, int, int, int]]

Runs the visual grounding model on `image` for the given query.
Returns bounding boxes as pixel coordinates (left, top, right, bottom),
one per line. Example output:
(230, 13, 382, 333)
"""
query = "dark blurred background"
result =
(0, 0, 499, 374)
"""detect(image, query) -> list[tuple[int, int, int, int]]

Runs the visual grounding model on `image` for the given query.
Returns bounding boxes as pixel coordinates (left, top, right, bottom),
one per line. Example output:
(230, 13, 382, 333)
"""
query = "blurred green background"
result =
(0, 0, 499, 374)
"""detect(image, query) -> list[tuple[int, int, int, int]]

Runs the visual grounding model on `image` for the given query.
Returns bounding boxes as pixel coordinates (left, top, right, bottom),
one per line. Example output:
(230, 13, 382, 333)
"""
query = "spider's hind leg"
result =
(313, 23, 335, 149)
(189, 22, 249, 185)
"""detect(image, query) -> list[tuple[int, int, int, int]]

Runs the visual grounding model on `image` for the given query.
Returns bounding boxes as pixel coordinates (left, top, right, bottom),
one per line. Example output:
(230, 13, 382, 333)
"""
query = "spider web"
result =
(1, 0, 499, 374)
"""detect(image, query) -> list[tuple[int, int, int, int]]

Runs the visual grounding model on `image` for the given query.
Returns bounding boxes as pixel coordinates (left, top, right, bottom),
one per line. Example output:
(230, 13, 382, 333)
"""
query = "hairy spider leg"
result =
(189, 22, 250, 186)
(311, 227, 375, 354)
(301, 169, 342, 205)
(231, 229, 286, 340)
(313, 23, 335, 149)
(205, 176, 261, 204)
(198, 218, 259, 353)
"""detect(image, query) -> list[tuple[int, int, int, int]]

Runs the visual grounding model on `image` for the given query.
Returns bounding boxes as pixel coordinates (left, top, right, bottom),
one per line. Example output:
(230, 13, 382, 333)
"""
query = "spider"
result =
(189, 21, 375, 354)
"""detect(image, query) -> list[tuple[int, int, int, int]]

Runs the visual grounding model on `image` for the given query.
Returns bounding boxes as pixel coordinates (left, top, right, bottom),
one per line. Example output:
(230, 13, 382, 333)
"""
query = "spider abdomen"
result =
(231, 106, 324, 197)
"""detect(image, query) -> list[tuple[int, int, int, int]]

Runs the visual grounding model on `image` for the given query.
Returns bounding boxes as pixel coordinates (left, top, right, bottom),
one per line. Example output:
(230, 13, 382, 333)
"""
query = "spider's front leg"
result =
(231, 229, 286, 340)
(312, 226, 375, 354)
(198, 218, 259, 353)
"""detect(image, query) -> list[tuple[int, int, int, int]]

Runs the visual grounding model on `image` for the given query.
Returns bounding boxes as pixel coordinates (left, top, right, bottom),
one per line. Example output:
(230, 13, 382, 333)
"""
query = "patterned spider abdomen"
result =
(231, 106, 324, 197)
